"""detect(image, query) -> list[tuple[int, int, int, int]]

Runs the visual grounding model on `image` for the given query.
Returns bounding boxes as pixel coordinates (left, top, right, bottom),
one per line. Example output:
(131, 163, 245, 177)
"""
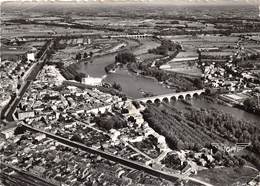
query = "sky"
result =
(107, 0, 260, 5)
(1, 0, 260, 5)
(65, 0, 258, 5)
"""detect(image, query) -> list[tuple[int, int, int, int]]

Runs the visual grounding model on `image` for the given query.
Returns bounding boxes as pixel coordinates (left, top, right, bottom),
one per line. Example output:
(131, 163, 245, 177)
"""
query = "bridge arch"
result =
(205, 88, 211, 95)
(170, 96, 177, 102)
(136, 89, 206, 105)
(193, 93, 199, 98)
(146, 100, 153, 104)
(162, 97, 169, 103)
(185, 94, 192, 100)
(178, 95, 184, 100)
(154, 98, 161, 104)
(140, 101, 145, 105)
(200, 92, 206, 96)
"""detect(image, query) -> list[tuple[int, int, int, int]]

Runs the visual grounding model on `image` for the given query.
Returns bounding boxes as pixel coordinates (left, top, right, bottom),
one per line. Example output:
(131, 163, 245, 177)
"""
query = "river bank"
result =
(54, 38, 142, 81)
(52, 37, 260, 123)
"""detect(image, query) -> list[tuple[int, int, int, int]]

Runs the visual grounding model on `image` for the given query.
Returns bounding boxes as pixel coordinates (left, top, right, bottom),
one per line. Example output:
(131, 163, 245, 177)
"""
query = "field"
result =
(175, 51, 198, 58)
(1, 24, 55, 38)
(1, 23, 97, 39)
(161, 62, 202, 76)
(187, 167, 258, 186)
(1, 41, 46, 61)
(160, 51, 201, 76)
(168, 35, 239, 51)
(1, 47, 26, 61)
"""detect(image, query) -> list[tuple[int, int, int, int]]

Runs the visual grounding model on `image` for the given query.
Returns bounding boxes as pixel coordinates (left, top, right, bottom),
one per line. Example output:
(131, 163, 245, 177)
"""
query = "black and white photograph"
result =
(0, 0, 260, 185)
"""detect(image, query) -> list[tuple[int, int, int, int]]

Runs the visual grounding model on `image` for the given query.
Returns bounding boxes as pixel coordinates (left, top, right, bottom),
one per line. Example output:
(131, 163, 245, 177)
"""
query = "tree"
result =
(238, 158, 246, 167)
(214, 151, 223, 162)
(148, 39, 180, 55)
(112, 82, 122, 91)
(193, 143, 203, 152)
(97, 115, 127, 131)
(243, 98, 260, 114)
(115, 52, 136, 64)
(128, 116, 136, 123)
(70, 134, 83, 143)
(121, 108, 129, 114)
(83, 52, 88, 59)
(177, 140, 185, 150)
(75, 53, 82, 60)
(122, 96, 127, 101)
(75, 73, 85, 82)
(132, 101, 140, 109)
(194, 78, 204, 89)
(14, 125, 27, 135)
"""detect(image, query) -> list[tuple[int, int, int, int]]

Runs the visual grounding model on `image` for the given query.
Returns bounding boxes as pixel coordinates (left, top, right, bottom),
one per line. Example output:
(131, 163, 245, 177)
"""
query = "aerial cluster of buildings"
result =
(0, 62, 190, 185)
(17, 88, 224, 179)
(0, 131, 169, 186)
(0, 57, 34, 112)
(63, 38, 92, 46)
(15, 65, 121, 121)
(0, 40, 39, 115)
(201, 46, 259, 91)
(20, 101, 155, 165)
(202, 61, 244, 92)
(2, 55, 223, 180)
(202, 57, 259, 93)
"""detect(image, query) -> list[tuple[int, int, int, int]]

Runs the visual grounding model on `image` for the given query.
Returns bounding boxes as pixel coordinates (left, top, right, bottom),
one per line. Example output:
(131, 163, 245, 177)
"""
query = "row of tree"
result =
(93, 113, 127, 131)
(141, 103, 260, 169)
(148, 40, 181, 56)
(243, 97, 260, 115)
(115, 52, 136, 64)
(75, 51, 93, 61)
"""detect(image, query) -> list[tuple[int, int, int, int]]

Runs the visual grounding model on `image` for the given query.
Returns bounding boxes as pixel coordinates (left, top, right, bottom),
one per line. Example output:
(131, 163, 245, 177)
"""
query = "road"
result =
(76, 119, 153, 160)
(244, 165, 260, 173)
(3, 41, 53, 121)
(22, 123, 213, 186)
(0, 163, 57, 186)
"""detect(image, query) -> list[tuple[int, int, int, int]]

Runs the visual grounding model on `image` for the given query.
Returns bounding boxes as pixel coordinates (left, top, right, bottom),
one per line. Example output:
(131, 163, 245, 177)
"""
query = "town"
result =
(1, 1, 260, 186)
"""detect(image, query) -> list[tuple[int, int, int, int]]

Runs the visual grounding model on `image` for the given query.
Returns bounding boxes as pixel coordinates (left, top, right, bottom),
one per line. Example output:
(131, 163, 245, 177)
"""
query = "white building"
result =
(81, 75, 102, 86)
(27, 52, 35, 61)
(0, 126, 16, 139)
(17, 110, 35, 120)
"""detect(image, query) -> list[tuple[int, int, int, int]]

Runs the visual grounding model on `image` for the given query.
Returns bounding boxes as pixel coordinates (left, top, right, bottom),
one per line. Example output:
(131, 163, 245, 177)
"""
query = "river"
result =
(171, 98, 260, 125)
(74, 38, 172, 98)
(74, 38, 260, 124)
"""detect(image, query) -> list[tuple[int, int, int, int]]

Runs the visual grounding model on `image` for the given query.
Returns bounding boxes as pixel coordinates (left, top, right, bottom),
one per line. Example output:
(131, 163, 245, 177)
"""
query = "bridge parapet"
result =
(136, 89, 206, 104)
(109, 34, 153, 39)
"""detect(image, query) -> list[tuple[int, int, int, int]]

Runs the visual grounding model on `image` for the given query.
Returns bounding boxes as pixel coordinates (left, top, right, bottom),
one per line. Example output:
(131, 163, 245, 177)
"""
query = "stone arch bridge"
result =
(136, 89, 206, 104)
(109, 34, 153, 39)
